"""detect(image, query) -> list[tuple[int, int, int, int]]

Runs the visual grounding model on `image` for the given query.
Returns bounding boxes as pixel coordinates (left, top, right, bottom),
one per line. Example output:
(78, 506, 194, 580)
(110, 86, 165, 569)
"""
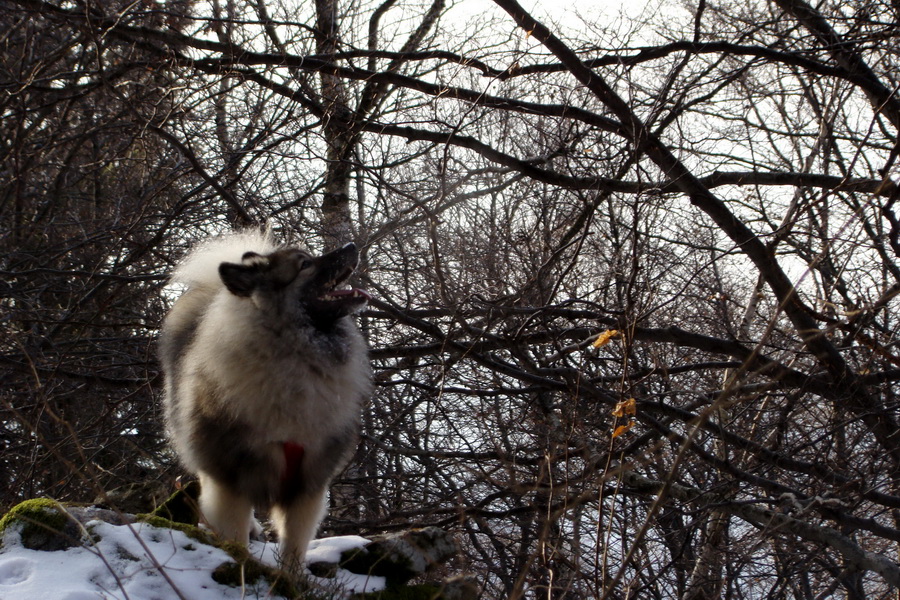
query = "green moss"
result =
(0, 498, 81, 551)
(145, 480, 201, 525)
(217, 539, 251, 562)
(0, 499, 64, 532)
(136, 514, 216, 546)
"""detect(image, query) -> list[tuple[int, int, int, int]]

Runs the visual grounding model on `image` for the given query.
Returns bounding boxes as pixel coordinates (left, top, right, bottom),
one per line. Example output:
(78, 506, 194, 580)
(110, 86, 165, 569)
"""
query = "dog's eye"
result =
(294, 251, 314, 272)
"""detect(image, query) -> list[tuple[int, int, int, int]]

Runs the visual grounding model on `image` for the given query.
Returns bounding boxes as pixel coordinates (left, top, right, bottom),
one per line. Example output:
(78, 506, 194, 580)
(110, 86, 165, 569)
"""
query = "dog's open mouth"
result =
(307, 258, 370, 325)
(320, 287, 371, 303)
(317, 266, 371, 307)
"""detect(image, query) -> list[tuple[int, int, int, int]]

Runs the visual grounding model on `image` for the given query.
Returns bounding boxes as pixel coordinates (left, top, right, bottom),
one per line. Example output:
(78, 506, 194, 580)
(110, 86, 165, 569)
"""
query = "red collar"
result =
(281, 441, 305, 483)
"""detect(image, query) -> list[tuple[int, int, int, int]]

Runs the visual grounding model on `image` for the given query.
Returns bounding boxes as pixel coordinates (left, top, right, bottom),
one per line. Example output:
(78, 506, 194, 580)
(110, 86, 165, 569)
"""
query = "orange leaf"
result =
(612, 421, 634, 438)
(612, 398, 637, 418)
(592, 329, 620, 348)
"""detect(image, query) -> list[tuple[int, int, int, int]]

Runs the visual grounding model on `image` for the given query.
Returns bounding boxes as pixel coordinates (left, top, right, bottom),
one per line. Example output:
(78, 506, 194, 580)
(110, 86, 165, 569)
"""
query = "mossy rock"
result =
(211, 541, 300, 599)
(144, 479, 201, 525)
(340, 547, 416, 587)
(340, 527, 458, 587)
(136, 514, 216, 546)
(135, 514, 300, 598)
(96, 480, 170, 515)
(0, 498, 83, 551)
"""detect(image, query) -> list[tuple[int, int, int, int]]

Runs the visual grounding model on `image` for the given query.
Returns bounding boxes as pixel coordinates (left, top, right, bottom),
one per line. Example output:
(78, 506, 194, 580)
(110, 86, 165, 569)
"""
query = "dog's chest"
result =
(193, 301, 367, 443)
(217, 352, 360, 439)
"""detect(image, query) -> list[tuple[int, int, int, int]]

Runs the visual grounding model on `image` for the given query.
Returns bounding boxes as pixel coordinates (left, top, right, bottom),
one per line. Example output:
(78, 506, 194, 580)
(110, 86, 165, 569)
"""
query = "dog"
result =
(158, 230, 371, 569)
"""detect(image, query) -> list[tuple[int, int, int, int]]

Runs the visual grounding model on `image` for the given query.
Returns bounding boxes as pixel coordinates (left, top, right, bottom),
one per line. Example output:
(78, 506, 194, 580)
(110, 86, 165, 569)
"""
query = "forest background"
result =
(2, 0, 900, 597)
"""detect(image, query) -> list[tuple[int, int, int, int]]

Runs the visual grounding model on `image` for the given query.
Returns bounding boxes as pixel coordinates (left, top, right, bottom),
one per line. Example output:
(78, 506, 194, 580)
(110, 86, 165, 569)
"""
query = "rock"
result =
(0, 495, 475, 600)
(439, 574, 480, 600)
(67, 505, 134, 527)
(0, 498, 84, 551)
(137, 514, 217, 546)
(142, 479, 201, 525)
(95, 480, 171, 514)
(339, 526, 459, 586)
(333, 528, 479, 600)
(211, 540, 301, 599)
(307, 559, 340, 578)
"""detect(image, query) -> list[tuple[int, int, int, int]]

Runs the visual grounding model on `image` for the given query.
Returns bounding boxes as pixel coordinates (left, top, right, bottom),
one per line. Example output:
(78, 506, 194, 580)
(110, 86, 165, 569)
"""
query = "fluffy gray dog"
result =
(159, 230, 371, 569)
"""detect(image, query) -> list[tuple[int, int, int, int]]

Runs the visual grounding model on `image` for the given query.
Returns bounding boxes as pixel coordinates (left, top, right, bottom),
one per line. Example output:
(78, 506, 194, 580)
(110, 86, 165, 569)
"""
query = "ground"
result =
(0, 500, 385, 600)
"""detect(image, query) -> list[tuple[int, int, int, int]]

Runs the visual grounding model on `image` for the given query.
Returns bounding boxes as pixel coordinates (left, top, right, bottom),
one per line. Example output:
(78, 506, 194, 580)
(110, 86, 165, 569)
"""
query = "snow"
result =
(305, 536, 387, 594)
(306, 535, 371, 564)
(0, 519, 385, 600)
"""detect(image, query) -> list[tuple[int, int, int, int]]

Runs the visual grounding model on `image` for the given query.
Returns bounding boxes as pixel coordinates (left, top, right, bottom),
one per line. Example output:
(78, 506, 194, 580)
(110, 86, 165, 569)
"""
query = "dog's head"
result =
(218, 242, 370, 328)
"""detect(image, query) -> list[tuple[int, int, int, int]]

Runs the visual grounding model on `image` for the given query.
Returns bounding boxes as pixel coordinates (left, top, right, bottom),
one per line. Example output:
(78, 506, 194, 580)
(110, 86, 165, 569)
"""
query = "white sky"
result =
(440, 0, 677, 53)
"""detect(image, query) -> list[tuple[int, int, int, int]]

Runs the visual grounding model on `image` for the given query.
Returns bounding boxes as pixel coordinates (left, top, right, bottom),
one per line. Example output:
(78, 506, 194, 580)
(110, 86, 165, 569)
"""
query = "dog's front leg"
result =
(272, 489, 328, 571)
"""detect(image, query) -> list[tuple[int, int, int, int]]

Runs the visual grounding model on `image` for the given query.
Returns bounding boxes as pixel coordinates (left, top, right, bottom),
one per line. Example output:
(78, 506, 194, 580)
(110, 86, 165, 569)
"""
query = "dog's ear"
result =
(219, 253, 269, 297)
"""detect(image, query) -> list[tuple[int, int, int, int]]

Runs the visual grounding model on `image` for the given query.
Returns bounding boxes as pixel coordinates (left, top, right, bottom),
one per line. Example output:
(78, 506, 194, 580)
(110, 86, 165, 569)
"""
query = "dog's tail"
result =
(172, 229, 279, 290)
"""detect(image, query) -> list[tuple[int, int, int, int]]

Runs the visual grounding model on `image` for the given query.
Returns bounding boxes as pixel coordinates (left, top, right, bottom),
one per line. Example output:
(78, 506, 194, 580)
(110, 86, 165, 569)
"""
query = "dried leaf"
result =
(612, 398, 637, 418)
(592, 329, 620, 348)
(612, 421, 634, 438)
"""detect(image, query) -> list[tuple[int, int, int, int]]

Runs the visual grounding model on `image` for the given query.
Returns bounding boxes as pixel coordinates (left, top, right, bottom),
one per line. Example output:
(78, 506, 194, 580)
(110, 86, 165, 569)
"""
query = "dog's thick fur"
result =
(159, 231, 371, 568)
